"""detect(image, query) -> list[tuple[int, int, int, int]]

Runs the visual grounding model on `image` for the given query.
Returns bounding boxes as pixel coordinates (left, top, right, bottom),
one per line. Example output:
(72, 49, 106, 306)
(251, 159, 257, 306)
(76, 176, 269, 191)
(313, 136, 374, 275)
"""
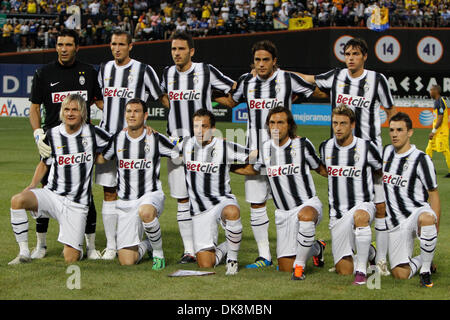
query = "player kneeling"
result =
(9, 94, 110, 264)
(384, 112, 440, 287)
(234, 107, 326, 280)
(97, 99, 174, 269)
(172, 109, 249, 275)
(319, 105, 381, 285)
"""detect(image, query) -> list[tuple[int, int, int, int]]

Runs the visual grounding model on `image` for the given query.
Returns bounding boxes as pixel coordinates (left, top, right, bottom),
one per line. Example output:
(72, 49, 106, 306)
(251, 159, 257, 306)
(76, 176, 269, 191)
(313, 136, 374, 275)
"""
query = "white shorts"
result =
(245, 174, 271, 203)
(329, 202, 376, 265)
(192, 198, 239, 253)
(95, 159, 117, 187)
(275, 196, 323, 259)
(115, 190, 165, 250)
(167, 158, 188, 199)
(388, 204, 438, 269)
(30, 188, 88, 252)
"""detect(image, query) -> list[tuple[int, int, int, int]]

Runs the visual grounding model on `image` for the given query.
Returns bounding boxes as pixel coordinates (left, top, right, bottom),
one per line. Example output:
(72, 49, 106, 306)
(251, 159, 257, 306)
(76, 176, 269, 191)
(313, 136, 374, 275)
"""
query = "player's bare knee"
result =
(353, 210, 370, 227)
(375, 202, 386, 218)
(63, 248, 80, 263)
(418, 212, 436, 227)
(222, 205, 240, 221)
(10, 193, 25, 209)
(138, 206, 157, 223)
(103, 187, 117, 201)
(298, 206, 317, 222)
(251, 202, 266, 209)
(335, 257, 353, 275)
(391, 266, 410, 279)
(196, 252, 214, 268)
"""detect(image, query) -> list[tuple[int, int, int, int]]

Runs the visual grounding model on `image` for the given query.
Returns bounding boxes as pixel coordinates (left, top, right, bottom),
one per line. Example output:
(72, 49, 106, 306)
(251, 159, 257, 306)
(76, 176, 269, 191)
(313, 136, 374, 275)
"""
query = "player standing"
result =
(425, 85, 450, 177)
(9, 94, 110, 265)
(96, 30, 164, 260)
(216, 40, 316, 268)
(98, 99, 175, 268)
(300, 38, 396, 275)
(234, 107, 326, 280)
(160, 30, 235, 264)
(383, 112, 440, 287)
(172, 109, 249, 275)
(29, 29, 104, 260)
(319, 105, 381, 285)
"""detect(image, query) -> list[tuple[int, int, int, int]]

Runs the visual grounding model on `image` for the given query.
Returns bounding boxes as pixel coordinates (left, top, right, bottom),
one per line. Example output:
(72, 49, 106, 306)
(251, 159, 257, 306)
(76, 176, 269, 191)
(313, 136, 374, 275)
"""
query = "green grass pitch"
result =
(0, 117, 449, 300)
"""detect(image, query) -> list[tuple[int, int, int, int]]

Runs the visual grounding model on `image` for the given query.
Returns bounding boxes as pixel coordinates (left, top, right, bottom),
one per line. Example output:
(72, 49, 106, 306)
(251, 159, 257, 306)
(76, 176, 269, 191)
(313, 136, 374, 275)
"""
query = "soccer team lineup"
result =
(8, 28, 446, 289)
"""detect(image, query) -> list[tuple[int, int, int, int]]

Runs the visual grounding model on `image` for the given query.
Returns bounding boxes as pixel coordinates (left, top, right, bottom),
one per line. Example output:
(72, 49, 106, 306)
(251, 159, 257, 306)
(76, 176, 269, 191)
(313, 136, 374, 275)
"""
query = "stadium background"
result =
(1, 26, 450, 301)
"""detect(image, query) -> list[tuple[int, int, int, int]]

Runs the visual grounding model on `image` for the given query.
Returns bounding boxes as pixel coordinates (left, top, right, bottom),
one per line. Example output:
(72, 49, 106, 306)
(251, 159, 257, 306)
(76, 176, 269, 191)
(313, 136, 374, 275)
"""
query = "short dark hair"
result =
(332, 104, 356, 123)
(170, 30, 194, 49)
(112, 30, 132, 44)
(389, 112, 413, 130)
(266, 107, 297, 139)
(193, 108, 215, 127)
(126, 98, 148, 113)
(57, 29, 79, 46)
(252, 40, 278, 60)
(344, 38, 368, 56)
(431, 84, 442, 94)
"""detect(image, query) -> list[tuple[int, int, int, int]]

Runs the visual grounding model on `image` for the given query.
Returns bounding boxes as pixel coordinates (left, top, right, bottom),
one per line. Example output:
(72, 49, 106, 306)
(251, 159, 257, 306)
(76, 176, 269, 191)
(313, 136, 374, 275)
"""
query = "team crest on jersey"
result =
(290, 146, 296, 158)
(144, 143, 151, 153)
(403, 161, 409, 171)
(193, 76, 199, 84)
(353, 150, 360, 162)
(82, 137, 89, 148)
(79, 75, 85, 86)
(363, 81, 370, 93)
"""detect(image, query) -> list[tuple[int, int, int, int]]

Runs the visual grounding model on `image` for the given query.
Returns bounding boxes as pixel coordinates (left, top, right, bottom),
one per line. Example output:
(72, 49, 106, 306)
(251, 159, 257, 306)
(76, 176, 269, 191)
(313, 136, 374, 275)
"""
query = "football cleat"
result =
(30, 246, 47, 259)
(87, 249, 102, 260)
(376, 259, 391, 276)
(291, 265, 305, 280)
(226, 260, 239, 275)
(101, 248, 117, 260)
(245, 257, 273, 269)
(352, 271, 367, 285)
(313, 240, 326, 267)
(8, 254, 31, 265)
(152, 257, 166, 270)
(420, 272, 434, 288)
(179, 253, 196, 264)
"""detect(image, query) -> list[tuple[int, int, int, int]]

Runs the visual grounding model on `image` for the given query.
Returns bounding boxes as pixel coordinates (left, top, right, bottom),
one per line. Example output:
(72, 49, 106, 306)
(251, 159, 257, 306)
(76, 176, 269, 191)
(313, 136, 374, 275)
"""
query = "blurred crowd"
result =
(1, 0, 450, 51)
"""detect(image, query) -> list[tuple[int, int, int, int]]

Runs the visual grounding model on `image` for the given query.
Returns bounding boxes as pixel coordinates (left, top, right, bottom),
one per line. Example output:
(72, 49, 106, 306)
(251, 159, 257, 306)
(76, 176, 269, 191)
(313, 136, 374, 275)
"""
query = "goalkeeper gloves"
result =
(33, 128, 52, 158)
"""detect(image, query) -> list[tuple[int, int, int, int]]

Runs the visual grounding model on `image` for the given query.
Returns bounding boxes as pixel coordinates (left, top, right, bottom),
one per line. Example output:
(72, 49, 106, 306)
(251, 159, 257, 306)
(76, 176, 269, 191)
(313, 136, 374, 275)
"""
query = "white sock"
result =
(354, 226, 372, 274)
(409, 255, 423, 279)
(101, 200, 117, 250)
(375, 217, 388, 262)
(35, 232, 47, 249)
(250, 206, 271, 261)
(137, 239, 152, 264)
(177, 201, 194, 255)
(295, 221, 316, 268)
(419, 225, 437, 274)
(215, 242, 228, 266)
(143, 218, 164, 259)
(225, 218, 242, 262)
(11, 208, 29, 256)
(85, 233, 96, 251)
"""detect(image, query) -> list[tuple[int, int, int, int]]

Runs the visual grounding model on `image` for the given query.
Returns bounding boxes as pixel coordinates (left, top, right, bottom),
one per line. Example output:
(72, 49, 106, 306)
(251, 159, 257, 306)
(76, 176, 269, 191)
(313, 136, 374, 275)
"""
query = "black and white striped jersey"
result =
(315, 68, 394, 149)
(98, 59, 162, 134)
(161, 62, 234, 137)
(232, 69, 315, 152)
(102, 130, 174, 200)
(44, 123, 110, 206)
(319, 136, 382, 219)
(173, 137, 249, 215)
(382, 144, 438, 229)
(254, 137, 321, 211)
